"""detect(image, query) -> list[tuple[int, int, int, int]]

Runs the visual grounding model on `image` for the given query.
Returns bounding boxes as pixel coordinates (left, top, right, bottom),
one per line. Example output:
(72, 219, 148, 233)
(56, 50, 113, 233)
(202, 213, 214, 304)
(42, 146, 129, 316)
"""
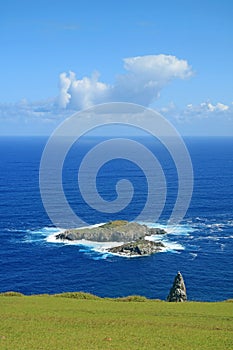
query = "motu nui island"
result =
(56, 220, 166, 257)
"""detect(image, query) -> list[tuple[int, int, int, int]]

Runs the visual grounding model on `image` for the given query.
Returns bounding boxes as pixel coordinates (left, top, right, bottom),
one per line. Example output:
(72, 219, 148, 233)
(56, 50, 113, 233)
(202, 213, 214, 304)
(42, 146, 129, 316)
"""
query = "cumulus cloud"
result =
(161, 100, 233, 125)
(58, 54, 193, 109)
(203, 102, 229, 112)
(59, 71, 109, 109)
(59, 73, 72, 108)
(2, 54, 233, 136)
(184, 101, 230, 118)
(159, 100, 233, 136)
(123, 55, 192, 79)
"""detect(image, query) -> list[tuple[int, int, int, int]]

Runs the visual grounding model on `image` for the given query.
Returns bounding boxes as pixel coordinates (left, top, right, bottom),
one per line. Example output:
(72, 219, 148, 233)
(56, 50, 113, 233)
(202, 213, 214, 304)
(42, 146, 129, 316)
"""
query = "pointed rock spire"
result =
(167, 271, 187, 302)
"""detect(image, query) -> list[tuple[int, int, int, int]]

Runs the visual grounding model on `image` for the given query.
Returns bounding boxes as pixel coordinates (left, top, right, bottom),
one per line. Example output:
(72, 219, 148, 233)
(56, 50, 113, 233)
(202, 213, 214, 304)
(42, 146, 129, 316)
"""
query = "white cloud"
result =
(159, 100, 233, 136)
(1, 97, 232, 136)
(123, 55, 192, 79)
(0, 98, 71, 135)
(58, 54, 193, 109)
(1, 54, 232, 136)
(207, 102, 229, 112)
(59, 72, 72, 108)
(161, 100, 233, 125)
(59, 71, 109, 109)
(185, 101, 230, 117)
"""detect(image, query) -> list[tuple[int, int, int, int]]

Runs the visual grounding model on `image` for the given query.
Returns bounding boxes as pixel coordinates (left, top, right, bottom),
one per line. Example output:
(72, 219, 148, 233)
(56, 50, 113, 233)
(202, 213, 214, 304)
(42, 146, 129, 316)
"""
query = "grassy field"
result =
(0, 293, 233, 350)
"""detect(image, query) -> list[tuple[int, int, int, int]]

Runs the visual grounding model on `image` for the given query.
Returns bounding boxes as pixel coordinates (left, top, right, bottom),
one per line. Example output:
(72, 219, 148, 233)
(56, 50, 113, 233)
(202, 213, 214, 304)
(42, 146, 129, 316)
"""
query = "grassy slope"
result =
(0, 296, 233, 350)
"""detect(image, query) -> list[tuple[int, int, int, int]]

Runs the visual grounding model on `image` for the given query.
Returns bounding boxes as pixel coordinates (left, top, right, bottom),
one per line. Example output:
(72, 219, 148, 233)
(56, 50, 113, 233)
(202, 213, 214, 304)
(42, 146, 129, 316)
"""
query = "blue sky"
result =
(1, 0, 233, 135)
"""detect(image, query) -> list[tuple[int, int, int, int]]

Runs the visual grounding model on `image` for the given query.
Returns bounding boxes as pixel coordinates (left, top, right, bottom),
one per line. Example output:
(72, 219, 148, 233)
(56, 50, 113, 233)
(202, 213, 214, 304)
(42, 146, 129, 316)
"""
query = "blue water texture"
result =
(0, 136, 233, 301)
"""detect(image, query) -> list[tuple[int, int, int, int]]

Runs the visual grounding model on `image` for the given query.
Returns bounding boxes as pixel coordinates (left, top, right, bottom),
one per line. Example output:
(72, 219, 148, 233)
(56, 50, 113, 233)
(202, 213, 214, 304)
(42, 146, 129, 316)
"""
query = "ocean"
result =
(0, 136, 233, 301)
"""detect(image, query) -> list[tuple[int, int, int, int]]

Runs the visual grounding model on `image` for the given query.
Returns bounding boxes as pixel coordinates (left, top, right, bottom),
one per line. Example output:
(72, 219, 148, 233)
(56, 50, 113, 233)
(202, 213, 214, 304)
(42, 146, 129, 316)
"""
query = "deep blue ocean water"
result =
(0, 136, 233, 301)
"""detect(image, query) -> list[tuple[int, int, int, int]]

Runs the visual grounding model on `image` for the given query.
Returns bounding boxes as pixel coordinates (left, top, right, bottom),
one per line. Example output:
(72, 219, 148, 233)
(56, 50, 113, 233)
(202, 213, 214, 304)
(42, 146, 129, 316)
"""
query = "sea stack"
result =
(167, 271, 187, 302)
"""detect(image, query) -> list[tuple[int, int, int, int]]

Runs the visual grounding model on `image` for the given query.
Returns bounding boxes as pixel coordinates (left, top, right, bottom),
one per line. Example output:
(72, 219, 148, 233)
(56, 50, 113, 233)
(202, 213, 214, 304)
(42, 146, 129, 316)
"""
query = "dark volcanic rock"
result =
(107, 239, 165, 256)
(56, 220, 166, 243)
(167, 271, 187, 302)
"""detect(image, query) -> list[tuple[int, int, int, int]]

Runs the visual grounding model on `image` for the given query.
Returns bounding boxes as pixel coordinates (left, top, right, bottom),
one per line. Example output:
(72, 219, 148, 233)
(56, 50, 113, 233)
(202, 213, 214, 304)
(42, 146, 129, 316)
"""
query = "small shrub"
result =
(115, 295, 147, 302)
(100, 220, 128, 228)
(0, 291, 24, 297)
(54, 292, 101, 300)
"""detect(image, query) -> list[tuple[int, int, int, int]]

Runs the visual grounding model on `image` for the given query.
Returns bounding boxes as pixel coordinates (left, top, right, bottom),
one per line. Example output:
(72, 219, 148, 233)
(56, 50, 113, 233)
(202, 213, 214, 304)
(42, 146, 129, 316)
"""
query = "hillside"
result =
(0, 293, 232, 349)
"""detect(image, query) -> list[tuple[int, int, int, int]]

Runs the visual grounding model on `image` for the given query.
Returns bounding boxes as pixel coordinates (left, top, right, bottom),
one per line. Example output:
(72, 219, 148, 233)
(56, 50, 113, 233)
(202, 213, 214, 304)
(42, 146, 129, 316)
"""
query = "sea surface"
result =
(0, 136, 233, 301)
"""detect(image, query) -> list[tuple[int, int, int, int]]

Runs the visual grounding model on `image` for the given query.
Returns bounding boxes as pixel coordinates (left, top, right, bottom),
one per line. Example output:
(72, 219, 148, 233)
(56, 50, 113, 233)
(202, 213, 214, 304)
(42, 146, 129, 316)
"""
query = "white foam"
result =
(189, 253, 198, 260)
(145, 234, 185, 253)
(28, 227, 64, 236)
(46, 231, 65, 243)
(162, 241, 185, 252)
(138, 221, 195, 235)
(21, 227, 64, 243)
(220, 244, 225, 251)
(5, 228, 26, 232)
(198, 220, 233, 231)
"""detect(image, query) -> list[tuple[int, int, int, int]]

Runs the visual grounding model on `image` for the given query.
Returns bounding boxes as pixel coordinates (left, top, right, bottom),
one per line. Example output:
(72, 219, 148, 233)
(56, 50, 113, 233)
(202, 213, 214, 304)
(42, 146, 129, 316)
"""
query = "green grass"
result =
(0, 294, 233, 350)
(99, 220, 129, 228)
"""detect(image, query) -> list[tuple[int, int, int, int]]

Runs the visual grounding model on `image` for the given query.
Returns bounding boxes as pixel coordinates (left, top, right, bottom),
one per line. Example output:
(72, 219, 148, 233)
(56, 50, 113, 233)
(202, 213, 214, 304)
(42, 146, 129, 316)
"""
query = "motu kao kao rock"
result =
(167, 271, 187, 302)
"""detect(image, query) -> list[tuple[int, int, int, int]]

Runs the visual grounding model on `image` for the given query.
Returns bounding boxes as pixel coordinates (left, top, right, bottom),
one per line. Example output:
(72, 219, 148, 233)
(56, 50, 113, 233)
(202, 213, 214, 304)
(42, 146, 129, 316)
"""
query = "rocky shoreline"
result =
(56, 220, 167, 257)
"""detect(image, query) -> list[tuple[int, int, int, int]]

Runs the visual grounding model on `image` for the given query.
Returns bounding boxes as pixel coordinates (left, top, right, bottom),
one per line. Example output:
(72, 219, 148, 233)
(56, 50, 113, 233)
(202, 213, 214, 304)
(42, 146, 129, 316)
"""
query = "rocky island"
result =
(108, 238, 165, 256)
(56, 220, 166, 257)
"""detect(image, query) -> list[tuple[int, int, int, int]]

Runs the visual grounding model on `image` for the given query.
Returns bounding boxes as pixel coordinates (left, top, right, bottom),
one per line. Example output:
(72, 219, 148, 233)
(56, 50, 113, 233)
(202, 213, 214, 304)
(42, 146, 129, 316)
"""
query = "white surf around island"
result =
(43, 222, 193, 258)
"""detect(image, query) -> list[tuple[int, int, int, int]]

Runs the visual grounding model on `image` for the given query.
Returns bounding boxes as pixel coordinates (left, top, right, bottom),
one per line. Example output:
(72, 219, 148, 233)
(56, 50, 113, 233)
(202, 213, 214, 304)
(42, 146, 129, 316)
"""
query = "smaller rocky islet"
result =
(56, 220, 167, 257)
(108, 238, 165, 256)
